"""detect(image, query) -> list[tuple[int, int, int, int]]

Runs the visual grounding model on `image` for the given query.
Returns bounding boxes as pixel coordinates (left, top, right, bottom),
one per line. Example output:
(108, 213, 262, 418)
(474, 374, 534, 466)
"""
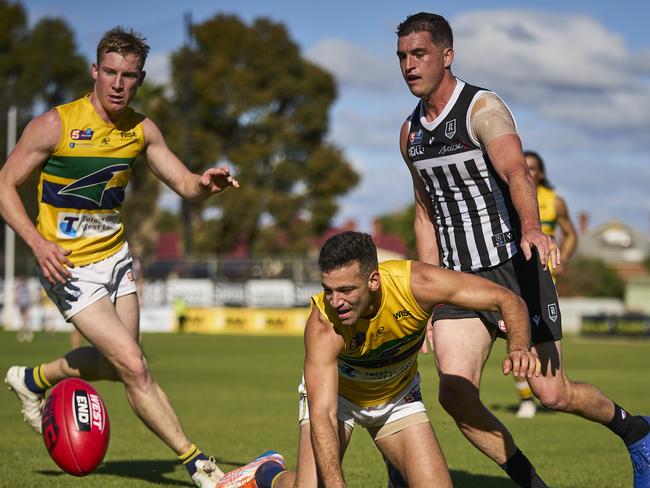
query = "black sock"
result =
(499, 449, 548, 488)
(606, 404, 650, 446)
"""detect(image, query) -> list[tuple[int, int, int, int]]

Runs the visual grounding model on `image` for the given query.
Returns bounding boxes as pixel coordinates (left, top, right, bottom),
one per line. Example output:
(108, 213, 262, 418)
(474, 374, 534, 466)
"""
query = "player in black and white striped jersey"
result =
(395, 11, 650, 488)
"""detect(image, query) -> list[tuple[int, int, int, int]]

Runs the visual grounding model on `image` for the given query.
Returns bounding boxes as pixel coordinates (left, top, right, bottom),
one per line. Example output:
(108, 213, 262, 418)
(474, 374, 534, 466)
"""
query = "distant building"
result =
(576, 217, 650, 281)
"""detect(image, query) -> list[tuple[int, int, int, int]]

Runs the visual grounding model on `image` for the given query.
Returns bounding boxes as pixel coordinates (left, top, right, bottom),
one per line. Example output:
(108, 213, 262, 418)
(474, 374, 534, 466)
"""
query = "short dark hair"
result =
(97, 26, 150, 70)
(396, 12, 453, 49)
(524, 150, 553, 189)
(318, 231, 378, 277)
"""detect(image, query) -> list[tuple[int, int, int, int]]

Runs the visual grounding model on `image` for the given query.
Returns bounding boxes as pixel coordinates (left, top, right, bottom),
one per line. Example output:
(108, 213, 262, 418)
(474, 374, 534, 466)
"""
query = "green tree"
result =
(378, 204, 417, 258)
(0, 3, 91, 275)
(557, 257, 625, 298)
(164, 14, 358, 253)
(22, 18, 90, 108)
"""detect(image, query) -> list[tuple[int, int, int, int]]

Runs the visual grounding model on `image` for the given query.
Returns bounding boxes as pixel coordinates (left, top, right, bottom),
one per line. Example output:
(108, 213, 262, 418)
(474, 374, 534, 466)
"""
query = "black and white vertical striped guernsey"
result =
(406, 79, 519, 272)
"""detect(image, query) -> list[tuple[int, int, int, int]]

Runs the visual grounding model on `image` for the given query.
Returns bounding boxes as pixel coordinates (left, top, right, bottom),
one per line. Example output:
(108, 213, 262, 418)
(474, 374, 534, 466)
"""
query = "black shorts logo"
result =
(548, 303, 558, 323)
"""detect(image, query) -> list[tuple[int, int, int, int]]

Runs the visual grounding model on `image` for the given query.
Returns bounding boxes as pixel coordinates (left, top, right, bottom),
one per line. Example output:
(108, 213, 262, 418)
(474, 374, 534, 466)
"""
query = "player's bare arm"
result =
(142, 117, 239, 201)
(303, 307, 346, 488)
(471, 94, 558, 269)
(409, 261, 540, 378)
(400, 119, 439, 265)
(555, 195, 578, 276)
(0, 110, 73, 284)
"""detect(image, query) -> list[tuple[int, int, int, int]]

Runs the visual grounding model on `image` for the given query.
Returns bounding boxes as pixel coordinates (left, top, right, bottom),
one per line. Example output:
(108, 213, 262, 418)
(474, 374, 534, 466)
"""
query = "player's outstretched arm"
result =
(0, 111, 73, 284)
(410, 261, 540, 378)
(142, 117, 239, 202)
(487, 133, 558, 270)
(303, 308, 346, 488)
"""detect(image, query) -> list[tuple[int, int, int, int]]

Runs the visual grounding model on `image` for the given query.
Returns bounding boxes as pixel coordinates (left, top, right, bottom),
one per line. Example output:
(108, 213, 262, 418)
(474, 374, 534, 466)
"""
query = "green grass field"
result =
(0, 330, 648, 487)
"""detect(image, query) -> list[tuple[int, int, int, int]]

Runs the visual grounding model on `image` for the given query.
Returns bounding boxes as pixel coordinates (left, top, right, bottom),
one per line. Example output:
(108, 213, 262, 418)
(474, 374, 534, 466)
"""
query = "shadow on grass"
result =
(489, 402, 557, 416)
(37, 457, 256, 485)
(451, 469, 518, 487)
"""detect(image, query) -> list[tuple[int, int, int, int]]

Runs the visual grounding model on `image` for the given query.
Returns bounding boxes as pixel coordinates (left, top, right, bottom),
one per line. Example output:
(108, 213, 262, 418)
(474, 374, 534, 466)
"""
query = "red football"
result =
(41, 378, 110, 476)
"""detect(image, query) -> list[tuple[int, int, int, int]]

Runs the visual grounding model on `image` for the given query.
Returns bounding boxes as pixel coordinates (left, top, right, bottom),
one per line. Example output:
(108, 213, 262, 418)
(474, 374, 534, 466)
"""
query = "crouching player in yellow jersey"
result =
(223, 231, 541, 488)
(0, 27, 238, 487)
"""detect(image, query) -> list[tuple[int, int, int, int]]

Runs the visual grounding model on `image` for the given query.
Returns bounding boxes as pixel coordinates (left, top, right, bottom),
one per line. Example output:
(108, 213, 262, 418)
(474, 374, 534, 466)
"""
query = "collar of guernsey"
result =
(536, 185, 557, 236)
(37, 95, 146, 267)
(310, 260, 430, 407)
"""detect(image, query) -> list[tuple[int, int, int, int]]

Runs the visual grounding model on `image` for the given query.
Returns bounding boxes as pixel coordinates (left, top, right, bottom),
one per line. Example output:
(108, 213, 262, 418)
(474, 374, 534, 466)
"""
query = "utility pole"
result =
(3, 105, 17, 329)
(181, 11, 195, 257)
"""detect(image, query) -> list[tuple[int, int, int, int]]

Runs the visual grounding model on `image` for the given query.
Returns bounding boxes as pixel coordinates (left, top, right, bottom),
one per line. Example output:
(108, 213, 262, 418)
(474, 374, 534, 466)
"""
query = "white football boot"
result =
(516, 399, 537, 419)
(192, 456, 225, 488)
(5, 366, 45, 434)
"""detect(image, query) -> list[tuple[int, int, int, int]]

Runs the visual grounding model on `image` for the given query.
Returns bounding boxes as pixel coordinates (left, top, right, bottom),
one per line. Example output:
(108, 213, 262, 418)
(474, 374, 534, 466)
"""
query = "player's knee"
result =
(438, 378, 480, 416)
(534, 385, 569, 411)
(116, 354, 151, 388)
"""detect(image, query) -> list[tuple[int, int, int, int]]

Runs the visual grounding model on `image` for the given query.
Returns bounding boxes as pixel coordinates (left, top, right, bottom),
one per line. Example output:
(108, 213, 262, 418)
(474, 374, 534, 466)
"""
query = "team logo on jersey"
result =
(409, 129, 423, 145)
(491, 231, 514, 247)
(70, 128, 94, 141)
(548, 303, 558, 323)
(58, 164, 130, 206)
(445, 119, 456, 139)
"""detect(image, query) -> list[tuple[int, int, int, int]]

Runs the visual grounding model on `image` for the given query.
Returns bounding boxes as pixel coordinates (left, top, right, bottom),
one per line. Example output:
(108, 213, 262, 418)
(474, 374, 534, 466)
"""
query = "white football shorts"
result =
(298, 373, 428, 440)
(38, 243, 137, 321)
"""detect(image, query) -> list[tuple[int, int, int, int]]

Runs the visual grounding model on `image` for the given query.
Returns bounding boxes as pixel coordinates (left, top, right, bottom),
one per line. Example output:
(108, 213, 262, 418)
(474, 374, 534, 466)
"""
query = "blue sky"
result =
(22, 0, 650, 235)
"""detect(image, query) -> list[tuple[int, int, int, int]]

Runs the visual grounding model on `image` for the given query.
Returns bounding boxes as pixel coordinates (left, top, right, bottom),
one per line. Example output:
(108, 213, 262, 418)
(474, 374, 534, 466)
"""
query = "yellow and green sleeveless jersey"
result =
(310, 260, 430, 407)
(37, 95, 145, 266)
(537, 185, 557, 237)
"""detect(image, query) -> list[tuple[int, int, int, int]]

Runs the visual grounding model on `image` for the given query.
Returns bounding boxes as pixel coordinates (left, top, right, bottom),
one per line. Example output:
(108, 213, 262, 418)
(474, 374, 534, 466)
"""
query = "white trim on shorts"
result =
(38, 243, 137, 321)
(298, 373, 427, 438)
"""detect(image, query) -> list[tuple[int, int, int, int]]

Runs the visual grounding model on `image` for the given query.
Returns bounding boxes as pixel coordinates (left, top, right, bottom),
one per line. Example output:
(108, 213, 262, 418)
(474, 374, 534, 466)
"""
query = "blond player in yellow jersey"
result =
(513, 151, 578, 418)
(0, 27, 239, 488)
(221, 231, 541, 488)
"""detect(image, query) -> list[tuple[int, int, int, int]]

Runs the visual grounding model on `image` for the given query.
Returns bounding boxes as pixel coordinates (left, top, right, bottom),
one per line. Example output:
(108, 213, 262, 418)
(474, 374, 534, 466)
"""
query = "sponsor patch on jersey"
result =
(56, 211, 121, 239)
(70, 128, 94, 141)
(409, 129, 423, 144)
(491, 231, 514, 247)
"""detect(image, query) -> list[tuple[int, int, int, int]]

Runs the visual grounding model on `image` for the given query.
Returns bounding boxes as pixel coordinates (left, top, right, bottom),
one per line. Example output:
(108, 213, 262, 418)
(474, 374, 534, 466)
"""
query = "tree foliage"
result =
(378, 204, 417, 258)
(1, 1, 90, 274)
(163, 14, 358, 253)
(556, 257, 625, 298)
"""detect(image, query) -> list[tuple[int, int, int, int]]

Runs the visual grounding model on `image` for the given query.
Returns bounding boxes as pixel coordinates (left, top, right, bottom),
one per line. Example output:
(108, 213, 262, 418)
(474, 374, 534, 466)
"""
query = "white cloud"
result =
(306, 38, 401, 90)
(325, 9, 650, 232)
(144, 51, 171, 85)
(452, 10, 650, 132)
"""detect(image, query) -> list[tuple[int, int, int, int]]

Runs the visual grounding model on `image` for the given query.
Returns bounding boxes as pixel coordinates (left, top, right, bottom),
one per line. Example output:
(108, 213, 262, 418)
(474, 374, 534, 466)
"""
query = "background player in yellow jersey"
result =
(0, 27, 238, 487)
(514, 150, 579, 418)
(224, 231, 542, 488)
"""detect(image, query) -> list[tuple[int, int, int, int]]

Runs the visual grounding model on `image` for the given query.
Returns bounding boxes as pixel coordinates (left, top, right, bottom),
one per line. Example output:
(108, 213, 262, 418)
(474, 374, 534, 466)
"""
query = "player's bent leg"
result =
(434, 317, 516, 464)
(529, 340, 614, 422)
(376, 416, 451, 488)
(531, 341, 650, 486)
(71, 297, 195, 454)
